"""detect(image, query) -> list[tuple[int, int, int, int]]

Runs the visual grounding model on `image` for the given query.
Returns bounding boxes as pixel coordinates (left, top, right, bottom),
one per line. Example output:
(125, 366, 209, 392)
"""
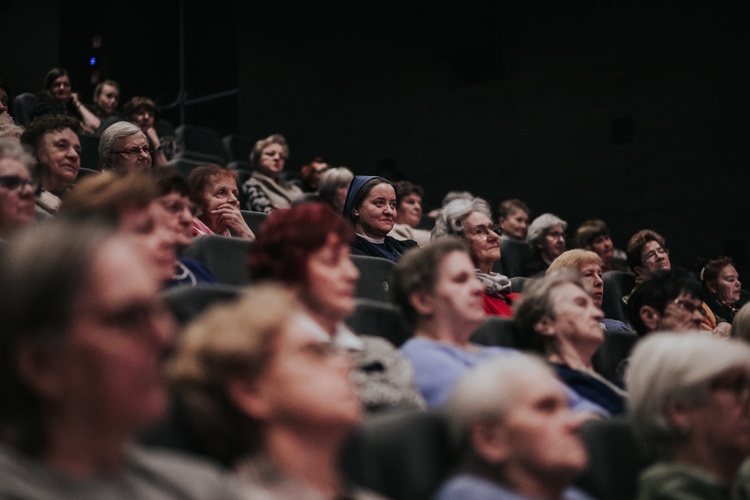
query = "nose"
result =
(594, 274, 604, 289)
(471, 275, 485, 295)
(228, 191, 239, 206)
(66, 146, 80, 159)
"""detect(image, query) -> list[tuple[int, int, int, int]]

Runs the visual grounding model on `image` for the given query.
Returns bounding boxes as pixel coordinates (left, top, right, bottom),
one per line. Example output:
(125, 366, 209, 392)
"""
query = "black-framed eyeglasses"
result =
(112, 145, 153, 157)
(159, 199, 198, 216)
(0, 175, 38, 192)
(643, 247, 669, 262)
(467, 224, 503, 238)
(672, 298, 706, 316)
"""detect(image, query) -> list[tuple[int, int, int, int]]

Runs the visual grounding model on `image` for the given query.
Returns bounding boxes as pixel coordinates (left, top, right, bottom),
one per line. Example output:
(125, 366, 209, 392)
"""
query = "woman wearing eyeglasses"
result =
(99, 121, 157, 172)
(30, 68, 101, 135)
(629, 331, 750, 499)
(432, 197, 520, 317)
(0, 139, 37, 238)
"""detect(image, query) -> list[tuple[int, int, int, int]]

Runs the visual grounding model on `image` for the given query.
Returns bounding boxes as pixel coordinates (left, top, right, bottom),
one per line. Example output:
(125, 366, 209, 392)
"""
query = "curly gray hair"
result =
(431, 197, 492, 241)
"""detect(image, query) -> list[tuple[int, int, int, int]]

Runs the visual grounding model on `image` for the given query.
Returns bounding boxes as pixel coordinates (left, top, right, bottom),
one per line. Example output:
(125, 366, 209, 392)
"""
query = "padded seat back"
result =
(591, 330, 639, 384)
(351, 255, 396, 302)
(500, 238, 531, 278)
(339, 410, 458, 500)
(181, 235, 254, 286)
(345, 299, 411, 347)
(240, 210, 268, 236)
(175, 124, 227, 165)
(161, 283, 244, 326)
(13, 92, 35, 126)
(222, 134, 254, 162)
(602, 270, 636, 323)
(469, 316, 518, 348)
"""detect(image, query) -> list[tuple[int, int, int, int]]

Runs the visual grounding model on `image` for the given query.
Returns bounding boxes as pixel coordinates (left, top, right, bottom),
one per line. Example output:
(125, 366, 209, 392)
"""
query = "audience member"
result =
(626, 229, 671, 285)
(122, 96, 171, 166)
(343, 175, 417, 261)
(731, 302, 750, 342)
(169, 284, 381, 498)
(0, 219, 244, 498)
(432, 197, 519, 317)
(435, 355, 593, 500)
(523, 212, 568, 277)
(99, 121, 155, 172)
(497, 197, 531, 241)
(626, 268, 705, 337)
(393, 237, 517, 407)
(427, 189, 473, 218)
(152, 167, 216, 287)
(30, 68, 100, 134)
(242, 133, 303, 212)
(187, 164, 255, 239)
(575, 218, 628, 272)
(695, 256, 745, 324)
(20, 114, 81, 215)
(0, 79, 10, 119)
(0, 138, 36, 238)
(91, 79, 121, 122)
(60, 171, 180, 285)
(248, 202, 425, 412)
(628, 332, 750, 499)
(388, 180, 431, 247)
(316, 166, 353, 214)
(549, 249, 632, 332)
(299, 156, 329, 193)
(514, 269, 626, 416)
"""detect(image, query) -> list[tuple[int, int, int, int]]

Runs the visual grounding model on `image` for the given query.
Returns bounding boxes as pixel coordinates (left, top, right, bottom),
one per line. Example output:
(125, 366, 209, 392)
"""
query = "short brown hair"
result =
(626, 229, 666, 273)
(186, 164, 238, 209)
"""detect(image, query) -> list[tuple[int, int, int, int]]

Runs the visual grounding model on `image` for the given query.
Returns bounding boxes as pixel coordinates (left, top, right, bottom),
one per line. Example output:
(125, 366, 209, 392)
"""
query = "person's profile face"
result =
(96, 84, 120, 115)
(500, 208, 529, 240)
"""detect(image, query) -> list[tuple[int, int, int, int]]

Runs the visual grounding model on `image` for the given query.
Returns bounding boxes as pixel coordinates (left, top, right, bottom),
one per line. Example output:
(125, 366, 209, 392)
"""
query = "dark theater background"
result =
(3, 1, 750, 277)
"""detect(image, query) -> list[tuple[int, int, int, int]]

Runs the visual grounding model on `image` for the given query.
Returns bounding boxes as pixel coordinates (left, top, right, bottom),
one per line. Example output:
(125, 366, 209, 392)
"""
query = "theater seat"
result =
(591, 329, 639, 384)
(469, 316, 518, 348)
(575, 417, 652, 500)
(602, 270, 636, 323)
(345, 298, 411, 347)
(181, 235, 254, 286)
(161, 282, 244, 326)
(175, 124, 227, 165)
(12, 92, 35, 127)
(351, 255, 396, 302)
(339, 409, 458, 500)
(240, 210, 267, 236)
(499, 238, 531, 278)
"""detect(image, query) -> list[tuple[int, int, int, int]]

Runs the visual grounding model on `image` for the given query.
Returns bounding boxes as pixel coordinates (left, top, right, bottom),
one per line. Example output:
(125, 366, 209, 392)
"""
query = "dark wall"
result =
(4, 2, 750, 277)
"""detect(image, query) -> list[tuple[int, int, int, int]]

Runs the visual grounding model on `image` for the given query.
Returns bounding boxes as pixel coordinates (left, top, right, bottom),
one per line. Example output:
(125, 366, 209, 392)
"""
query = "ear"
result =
(15, 342, 64, 401)
(226, 377, 272, 420)
(639, 305, 661, 332)
(534, 316, 556, 337)
(470, 419, 510, 464)
(409, 290, 435, 317)
(634, 265, 644, 277)
(352, 208, 360, 218)
(664, 399, 692, 437)
(706, 282, 717, 295)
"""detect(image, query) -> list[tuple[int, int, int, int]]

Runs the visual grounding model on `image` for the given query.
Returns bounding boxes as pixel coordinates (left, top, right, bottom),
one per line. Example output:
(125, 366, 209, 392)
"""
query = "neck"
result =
(477, 261, 494, 274)
(264, 426, 347, 499)
(547, 339, 597, 371)
(41, 174, 71, 196)
(671, 442, 746, 486)
(41, 410, 130, 476)
(413, 318, 477, 349)
(355, 226, 386, 241)
(501, 465, 570, 500)
(304, 303, 339, 338)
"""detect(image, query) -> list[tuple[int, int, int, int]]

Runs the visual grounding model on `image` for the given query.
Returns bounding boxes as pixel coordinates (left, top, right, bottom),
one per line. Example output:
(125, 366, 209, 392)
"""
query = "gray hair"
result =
(513, 268, 586, 353)
(445, 354, 554, 446)
(431, 197, 492, 241)
(731, 302, 750, 343)
(527, 213, 568, 246)
(0, 138, 35, 173)
(99, 121, 144, 169)
(249, 133, 289, 169)
(627, 331, 750, 457)
(318, 167, 354, 204)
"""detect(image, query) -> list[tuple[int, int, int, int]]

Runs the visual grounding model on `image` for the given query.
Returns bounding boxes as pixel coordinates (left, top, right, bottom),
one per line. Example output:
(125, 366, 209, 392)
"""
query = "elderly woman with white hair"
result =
(522, 212, 568, 277)
(432, 197, 519, 317)
(99, 121, 158, 172)
(316, 166, 354, 214)
(628, 331, 750, 499)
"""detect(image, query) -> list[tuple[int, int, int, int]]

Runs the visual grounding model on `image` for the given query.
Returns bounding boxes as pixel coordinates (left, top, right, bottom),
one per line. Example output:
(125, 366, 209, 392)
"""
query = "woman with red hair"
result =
(248, 202, 425, 412)
(187, 164, 255, 239)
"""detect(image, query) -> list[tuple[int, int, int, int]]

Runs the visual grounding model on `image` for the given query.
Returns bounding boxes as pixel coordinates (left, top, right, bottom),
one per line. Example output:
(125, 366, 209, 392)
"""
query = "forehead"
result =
(551, 282, 589, 305)
(0, 158, 30, 177)
(464, 211, 491, 227)
(85, 238, 157, 304)
(118, 203, 157, 233)
(101, 84, 119, 95)
(116, 132, 149, 147)
(54, 75, 70, 83)
(719, 265, 737, 277)
(208, 175, 237, 190)
(508, 367, 566, 410)
(546, 224, 564, 235)
(641, 240, 663, 254)
(674, 290, 701, 303)
(263, 143, 285, 153)
(509, 208, 528, 218)
(579, 262, 602, 274)
(43, 128, 78, 143)
(365, 183, 395, 199)
(436, 250, 474, 280)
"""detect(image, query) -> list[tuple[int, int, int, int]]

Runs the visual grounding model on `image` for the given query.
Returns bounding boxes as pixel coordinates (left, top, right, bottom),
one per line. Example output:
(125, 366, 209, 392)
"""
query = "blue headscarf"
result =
(343, 175, 377, 222)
